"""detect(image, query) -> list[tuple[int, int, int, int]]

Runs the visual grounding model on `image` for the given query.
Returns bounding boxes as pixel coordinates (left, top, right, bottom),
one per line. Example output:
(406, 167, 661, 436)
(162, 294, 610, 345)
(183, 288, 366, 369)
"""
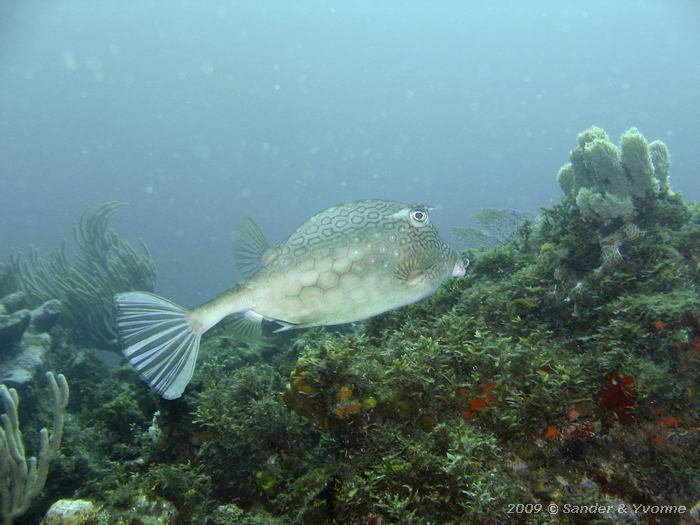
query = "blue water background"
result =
(1, 1, 699, 305)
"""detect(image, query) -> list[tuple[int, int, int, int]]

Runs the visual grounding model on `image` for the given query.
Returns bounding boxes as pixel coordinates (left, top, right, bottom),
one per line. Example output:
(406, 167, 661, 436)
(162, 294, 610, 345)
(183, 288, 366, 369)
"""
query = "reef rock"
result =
(0, 291, 26, 313)
(0, 332, 51, 386)
(31, 299, 63, 332)
(41, 499, 97, 525)
(0, 309, 31, 349)
(0, 297, 62, 387)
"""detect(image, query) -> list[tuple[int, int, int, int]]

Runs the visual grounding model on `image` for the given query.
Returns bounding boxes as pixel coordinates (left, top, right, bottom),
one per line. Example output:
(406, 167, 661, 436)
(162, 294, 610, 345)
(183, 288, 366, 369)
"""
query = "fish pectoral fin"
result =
(394, 264, 422, 285)
(233, 217, 278, 278)
(394, 252, 442, 285)
(229, 310, 264, 339)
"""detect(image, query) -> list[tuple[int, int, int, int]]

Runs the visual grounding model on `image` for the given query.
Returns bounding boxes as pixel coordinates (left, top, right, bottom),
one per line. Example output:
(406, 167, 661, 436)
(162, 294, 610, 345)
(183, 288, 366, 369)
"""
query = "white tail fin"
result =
(114, 291, 200, 400)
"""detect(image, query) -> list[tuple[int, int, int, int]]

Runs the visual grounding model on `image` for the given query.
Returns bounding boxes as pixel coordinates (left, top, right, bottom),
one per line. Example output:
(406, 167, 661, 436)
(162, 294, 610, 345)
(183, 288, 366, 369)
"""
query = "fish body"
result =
(235, 199, 462, 326)
(114, 199, 466, 399)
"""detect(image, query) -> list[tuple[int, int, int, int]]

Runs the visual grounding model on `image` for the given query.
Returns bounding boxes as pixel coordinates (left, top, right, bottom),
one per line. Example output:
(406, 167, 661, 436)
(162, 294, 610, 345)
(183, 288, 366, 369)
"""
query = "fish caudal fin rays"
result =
(233, 217, 277, 278)
(114, 291, 201, 400)
(229, 310, 264, 339)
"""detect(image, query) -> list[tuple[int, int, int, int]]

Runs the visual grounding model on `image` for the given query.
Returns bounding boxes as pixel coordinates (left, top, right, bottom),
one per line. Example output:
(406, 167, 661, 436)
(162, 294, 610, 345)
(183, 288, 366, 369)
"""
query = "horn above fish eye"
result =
(409, 208, 429, 226)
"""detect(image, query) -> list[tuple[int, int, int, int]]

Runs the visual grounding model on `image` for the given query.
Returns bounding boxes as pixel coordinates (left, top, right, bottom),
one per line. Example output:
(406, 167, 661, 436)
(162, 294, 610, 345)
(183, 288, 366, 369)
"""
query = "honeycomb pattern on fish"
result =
(245, 199, 460, 326)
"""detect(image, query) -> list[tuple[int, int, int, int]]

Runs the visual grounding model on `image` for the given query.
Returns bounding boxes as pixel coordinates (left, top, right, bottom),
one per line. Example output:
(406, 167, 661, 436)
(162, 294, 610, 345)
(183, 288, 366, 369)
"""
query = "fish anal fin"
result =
(233, 217, 273, 278)
(229, 310, 264, 339)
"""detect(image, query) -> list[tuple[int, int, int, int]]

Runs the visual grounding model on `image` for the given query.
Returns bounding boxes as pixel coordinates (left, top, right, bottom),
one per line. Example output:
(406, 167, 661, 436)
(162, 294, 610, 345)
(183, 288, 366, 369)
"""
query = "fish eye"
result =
(409, 208, 429, 225)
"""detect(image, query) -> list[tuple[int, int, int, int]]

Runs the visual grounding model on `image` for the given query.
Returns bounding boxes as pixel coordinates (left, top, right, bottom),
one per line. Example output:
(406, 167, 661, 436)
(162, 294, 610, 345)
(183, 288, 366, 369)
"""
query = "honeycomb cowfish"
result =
(114, 199, 467, 399)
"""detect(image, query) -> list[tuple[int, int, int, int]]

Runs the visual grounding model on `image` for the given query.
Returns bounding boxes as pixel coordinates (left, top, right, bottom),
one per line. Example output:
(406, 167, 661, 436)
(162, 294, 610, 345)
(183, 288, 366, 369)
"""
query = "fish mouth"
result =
(452, 258, 468, 277)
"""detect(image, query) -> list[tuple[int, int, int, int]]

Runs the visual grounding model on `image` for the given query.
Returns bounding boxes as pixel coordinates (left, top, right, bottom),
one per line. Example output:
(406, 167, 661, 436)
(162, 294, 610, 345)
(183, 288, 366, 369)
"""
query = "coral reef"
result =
(0, 373, 69, 525)
(8, 202, 156, 347)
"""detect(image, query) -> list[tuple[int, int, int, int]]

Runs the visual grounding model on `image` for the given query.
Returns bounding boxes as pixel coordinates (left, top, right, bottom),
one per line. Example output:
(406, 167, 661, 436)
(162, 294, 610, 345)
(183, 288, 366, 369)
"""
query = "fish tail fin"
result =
(114, 291, 201, 400)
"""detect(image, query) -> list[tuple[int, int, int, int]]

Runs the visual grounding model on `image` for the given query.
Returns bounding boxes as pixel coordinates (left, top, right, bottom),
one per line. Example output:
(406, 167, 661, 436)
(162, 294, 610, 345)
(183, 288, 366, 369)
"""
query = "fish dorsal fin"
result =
(233, 217, 277, 278)
(395, 252, 442, 285)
